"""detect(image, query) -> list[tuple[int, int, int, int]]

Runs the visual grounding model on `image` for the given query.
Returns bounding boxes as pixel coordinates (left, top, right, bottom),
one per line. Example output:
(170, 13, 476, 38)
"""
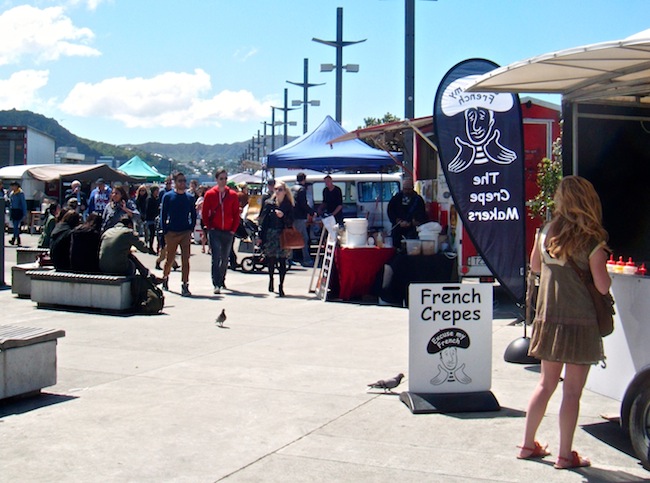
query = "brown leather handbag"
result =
(280, 226, 305, 250)
(567, 257, 615, 337)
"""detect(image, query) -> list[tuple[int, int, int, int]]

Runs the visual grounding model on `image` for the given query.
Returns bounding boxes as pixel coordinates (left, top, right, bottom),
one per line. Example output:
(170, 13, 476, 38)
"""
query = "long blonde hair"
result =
(546, 175, 608, 259)
(272, 180, 295, 206)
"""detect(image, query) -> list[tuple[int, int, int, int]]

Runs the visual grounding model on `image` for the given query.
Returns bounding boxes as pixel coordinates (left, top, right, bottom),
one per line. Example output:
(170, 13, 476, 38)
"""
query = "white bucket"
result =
(344, 218, 368, 247)
(421, 240, 437, 255)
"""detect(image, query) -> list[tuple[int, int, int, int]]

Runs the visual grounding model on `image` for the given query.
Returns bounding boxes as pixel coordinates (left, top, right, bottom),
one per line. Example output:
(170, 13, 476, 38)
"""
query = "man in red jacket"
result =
(202, 168, 241, 293)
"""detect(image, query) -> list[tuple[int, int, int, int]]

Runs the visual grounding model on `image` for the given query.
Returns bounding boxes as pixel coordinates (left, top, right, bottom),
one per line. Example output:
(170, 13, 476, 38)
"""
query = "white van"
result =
(276, 173, 402, 233)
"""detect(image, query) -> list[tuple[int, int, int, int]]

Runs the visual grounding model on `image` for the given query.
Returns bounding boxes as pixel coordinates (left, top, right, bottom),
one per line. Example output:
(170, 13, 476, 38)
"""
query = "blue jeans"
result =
(208, 229, 234, 288)
(12, 219, 21, 240)
(293, 219, 312, 264)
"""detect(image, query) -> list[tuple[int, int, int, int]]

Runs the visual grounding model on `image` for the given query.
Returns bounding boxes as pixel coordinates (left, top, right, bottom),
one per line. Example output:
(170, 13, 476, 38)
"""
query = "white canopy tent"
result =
(466, 28, 650, 265)
(466, 29, 650, 104)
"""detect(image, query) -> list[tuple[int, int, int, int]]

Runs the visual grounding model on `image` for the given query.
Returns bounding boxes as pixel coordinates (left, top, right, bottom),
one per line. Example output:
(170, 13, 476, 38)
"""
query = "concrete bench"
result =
(27, 271, 133, 312)
(0, 325, 66, 400)
(16, 247, 49, 265)
(12, 262, 55, 298)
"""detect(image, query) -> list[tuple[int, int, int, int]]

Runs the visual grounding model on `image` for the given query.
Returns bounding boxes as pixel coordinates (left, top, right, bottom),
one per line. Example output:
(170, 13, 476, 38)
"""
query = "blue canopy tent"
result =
(267, 116, 402, 171)
(118, 156, 166, 182)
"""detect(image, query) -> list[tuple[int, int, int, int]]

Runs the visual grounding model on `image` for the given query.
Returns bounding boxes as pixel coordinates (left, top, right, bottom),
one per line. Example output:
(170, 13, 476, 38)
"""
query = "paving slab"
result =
(1, 236, 649, 482)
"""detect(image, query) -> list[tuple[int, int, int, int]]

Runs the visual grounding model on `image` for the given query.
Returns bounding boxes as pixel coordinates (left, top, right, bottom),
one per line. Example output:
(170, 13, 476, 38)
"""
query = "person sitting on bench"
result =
(50, 209, 81, 271)
(70, 214, 103, 274)
(99, 216, 162, 284)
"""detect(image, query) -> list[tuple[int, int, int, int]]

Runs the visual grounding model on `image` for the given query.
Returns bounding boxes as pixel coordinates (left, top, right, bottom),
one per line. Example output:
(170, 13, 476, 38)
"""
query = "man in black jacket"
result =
(64, 180, 88, 218)
(387, 178, 427, 248)
(291, 172, 315, 267)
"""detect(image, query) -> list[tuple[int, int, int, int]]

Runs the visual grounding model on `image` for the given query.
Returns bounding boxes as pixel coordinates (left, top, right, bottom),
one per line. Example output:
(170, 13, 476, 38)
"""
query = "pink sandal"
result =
(554, 451, 591, 469)
(516, 441, 550, 459)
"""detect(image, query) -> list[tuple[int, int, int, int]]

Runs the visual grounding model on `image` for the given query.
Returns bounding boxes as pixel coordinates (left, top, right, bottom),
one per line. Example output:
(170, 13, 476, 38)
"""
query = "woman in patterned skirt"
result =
(257, 181, 294, 297)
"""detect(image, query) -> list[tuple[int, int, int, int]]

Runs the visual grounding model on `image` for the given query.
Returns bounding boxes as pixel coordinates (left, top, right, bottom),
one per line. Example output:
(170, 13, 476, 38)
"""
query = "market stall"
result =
(267, 115, 402, 172)
(335, 246, 395, 300)
(0, 163, 137, 208)
(268, 116, 419, 301)
(118, 156, 166, 182)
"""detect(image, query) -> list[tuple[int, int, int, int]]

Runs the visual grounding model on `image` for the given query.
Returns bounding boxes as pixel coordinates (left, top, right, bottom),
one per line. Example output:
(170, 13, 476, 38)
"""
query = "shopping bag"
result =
(280, 226, 305, 249)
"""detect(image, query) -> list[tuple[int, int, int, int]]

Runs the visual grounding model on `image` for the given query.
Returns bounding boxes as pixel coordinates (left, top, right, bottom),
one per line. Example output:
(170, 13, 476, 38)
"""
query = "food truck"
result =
(467, 30, 650, 469)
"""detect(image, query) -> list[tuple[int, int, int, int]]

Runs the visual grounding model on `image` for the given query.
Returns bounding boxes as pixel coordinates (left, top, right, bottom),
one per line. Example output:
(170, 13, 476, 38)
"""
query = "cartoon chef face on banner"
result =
(440, 76, 517, 173)
(434, 59, 526, 303)
(427, 328, 472, 386)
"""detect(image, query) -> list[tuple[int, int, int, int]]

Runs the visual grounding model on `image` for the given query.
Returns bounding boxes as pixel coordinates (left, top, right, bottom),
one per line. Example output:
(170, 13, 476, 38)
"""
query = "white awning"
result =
(466, 29, 650, 104)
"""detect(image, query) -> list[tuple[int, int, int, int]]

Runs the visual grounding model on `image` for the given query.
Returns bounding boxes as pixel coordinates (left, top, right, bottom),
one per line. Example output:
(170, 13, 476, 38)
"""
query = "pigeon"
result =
(216, 309, 227, 328)
(367, 373, 404, 392)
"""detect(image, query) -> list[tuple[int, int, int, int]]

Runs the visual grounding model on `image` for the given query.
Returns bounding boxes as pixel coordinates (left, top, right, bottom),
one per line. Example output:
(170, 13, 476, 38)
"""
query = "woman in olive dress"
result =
(517, 176, 610, 470)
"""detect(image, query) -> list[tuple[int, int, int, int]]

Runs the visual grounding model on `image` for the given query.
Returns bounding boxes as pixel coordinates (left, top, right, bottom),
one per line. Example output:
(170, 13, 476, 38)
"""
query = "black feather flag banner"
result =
(434, 58, 525, 302)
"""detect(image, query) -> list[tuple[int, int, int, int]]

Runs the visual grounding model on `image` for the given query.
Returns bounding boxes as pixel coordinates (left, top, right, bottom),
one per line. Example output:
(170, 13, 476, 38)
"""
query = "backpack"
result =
(131, 275, 165, 314)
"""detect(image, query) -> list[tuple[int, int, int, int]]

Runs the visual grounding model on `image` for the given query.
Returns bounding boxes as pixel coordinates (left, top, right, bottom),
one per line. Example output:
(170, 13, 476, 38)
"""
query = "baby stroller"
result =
(239, 218, 291, 273)
(239, 219, 265, 273)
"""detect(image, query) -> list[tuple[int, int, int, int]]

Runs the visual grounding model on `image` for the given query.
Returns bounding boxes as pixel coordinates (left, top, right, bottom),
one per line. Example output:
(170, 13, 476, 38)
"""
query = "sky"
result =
(0, 0, 648, 149)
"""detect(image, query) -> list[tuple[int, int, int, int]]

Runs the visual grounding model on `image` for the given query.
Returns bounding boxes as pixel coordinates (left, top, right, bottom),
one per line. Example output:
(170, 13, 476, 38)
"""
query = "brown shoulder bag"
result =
(567, 257, 615, 337)
(280, 226, 305, 250)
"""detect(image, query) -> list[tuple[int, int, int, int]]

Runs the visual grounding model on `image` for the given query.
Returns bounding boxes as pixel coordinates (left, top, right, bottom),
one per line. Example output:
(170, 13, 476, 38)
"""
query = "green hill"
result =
(0, 109, 289, 174)
(0, 108, 154, 163)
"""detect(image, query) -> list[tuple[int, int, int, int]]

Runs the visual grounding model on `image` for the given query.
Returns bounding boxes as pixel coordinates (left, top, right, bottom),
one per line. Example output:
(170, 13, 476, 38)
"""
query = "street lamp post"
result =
(403, 0, 437, 173)
(312, 7, 365, 123)
(271, 107, 278, 152)
(287, 58, 324, 134)
(261, 121, 269, 160)
(271, 88, 298, 147)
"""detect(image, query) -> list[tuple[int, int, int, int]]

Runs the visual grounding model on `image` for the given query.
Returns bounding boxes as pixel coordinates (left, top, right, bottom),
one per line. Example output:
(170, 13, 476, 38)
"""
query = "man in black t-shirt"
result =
(318, 175, 343, 224)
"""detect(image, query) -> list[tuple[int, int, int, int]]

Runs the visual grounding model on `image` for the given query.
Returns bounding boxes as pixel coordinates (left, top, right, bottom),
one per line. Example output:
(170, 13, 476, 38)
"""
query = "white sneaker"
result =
(213, 286, 221, 294)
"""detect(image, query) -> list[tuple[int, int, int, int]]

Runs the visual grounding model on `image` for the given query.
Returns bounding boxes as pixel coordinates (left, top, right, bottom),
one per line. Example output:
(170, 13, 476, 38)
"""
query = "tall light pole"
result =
(261, 121, 269, 160)
(404, 0, 437, 173)
(271, 88, 298, 147)
(287, 58, 324, 134)
(271, 107, 278, 152)
(405, 0, 416, 122)
(313, 7, 365, 123)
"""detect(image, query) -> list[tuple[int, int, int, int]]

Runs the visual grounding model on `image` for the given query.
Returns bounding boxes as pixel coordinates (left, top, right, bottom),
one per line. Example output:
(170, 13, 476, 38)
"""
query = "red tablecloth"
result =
(335, 247, 396, 300)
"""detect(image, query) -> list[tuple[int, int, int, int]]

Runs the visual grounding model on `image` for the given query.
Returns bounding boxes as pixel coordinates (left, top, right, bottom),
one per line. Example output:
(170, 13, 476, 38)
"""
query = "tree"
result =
(361, 112, 401, 128)
(358, 112, 403, 152)
(528, 136, 563, 221)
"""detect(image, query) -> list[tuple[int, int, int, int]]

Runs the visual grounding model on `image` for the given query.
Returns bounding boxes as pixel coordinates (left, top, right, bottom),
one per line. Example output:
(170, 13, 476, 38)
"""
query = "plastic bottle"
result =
(606, 254, 616, 273)
(638, 263, 647, 277)
(624, 257, 637, 275)
(376, 232, 383, 248)
(615, 256, 626, 274)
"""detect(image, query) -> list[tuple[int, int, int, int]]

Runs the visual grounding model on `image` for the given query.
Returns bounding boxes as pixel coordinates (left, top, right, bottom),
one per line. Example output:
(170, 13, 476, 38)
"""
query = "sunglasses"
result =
(176, 179, 187, 183)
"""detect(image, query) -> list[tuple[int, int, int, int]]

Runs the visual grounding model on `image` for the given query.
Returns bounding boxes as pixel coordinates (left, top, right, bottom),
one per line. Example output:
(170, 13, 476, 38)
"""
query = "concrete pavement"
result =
(1, 235, 649, 482)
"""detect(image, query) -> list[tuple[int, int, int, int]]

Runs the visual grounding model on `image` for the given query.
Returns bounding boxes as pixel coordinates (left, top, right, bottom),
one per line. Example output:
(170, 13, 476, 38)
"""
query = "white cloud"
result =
(0, 70, 50, 109)
(60, 68, 273, 129)
(0, 5, 100, 66)
(67, 0, 111, 11)
(233, 47, 259, 62)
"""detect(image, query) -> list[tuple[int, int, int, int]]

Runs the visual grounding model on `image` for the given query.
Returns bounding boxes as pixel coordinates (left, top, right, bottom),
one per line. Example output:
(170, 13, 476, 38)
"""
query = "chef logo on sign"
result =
(427, 328, 472, 385)
(440, 75, 517, 174)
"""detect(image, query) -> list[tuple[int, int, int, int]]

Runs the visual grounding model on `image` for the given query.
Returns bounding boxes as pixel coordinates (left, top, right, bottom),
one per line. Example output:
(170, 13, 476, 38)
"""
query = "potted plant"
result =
(528, 137, 563, 221)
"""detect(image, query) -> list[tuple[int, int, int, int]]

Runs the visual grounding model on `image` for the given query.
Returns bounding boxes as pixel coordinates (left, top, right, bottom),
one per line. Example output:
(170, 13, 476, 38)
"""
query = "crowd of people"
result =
(3, 170, 327, 299)
(4, 171, 434, 301)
